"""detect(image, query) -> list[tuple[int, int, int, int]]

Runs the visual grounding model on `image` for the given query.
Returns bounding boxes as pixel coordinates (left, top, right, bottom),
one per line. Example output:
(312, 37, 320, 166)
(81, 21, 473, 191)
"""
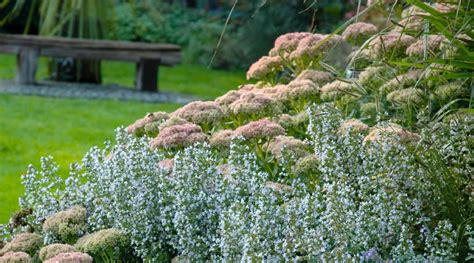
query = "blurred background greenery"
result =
(0, 0, 358, 70)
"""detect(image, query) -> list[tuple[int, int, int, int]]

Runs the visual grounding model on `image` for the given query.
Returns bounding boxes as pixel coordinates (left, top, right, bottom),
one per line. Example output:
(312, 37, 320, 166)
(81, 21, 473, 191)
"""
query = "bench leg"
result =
(136, 59, 159, 92)
(16, 48, 39, 85)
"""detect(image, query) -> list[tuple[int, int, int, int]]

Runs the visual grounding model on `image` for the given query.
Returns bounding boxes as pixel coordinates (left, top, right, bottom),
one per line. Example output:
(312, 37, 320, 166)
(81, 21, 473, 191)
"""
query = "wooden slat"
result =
(0, 33, 180, 52)
(40, 48, 181, 65)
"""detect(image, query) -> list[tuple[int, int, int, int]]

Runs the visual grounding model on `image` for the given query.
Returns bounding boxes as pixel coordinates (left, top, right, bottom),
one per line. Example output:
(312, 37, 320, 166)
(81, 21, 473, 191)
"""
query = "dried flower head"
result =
(433, 82, 469, 102)
(347, 48, 372, 69)
(44, 252, 93, 263)
(127, 112, 169, 136)
(295, 69, 334, 86)
(150, 123, 207, 149)
(143, 122, 161, 137)
(435, 3, 457, 13)
(320, 80, 355, 101)
(406, 35, 447, 57)
(293, 154, 319, 178)
(380, 69, 423, 94)
(39, 244, 77, 261)
(233, 119, 285, 140)
(338, 119, 370, 135)
(275, 111, 308, 130)
(363, 123, 420, 143)
(246, 56, 283, 80)
(9, 208, 32, 229)
(360, 102, 377, 119)
(276, 114, 295, 130)
(425, 63, 455, 79)
(343, 22, 378, 44)
(387, 88, 425, 106)
(266, 135, 310, 160)
(209, 129, 234, 149)
(74, 228, 129, 260)
(358, 66, 390, 87)
(0, 233, 43, 256)
(229, 91, 281, 116)
(215, 90, 242, 106)
(396, 16, 424, 32)
(158, 117, 190, 131)
(172, 101, 225, 125)
(401, 6, 425, 19)
(369, 32, 415, 58)
(43, 206, 87, 243)
(396, 6, 427, 32)
(0, 252, 32, 263)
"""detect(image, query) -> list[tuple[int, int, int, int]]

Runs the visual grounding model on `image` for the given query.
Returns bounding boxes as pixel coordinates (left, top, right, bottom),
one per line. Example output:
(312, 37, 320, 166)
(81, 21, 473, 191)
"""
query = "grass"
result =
(0, 54, 246, 223)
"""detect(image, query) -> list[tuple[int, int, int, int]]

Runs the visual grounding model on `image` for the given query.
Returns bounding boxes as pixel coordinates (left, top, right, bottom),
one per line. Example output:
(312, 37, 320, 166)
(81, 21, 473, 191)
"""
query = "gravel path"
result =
(0, 80, 196, 104)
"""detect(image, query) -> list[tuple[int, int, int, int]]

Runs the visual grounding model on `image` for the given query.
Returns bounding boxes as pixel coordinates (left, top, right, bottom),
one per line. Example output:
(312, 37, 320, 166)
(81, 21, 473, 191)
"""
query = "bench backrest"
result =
(0, 34, 181, 66)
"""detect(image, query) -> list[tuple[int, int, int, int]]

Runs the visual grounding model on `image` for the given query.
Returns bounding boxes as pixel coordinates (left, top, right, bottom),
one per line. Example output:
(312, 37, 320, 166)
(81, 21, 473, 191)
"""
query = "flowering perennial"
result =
(150, 123, 207, 149)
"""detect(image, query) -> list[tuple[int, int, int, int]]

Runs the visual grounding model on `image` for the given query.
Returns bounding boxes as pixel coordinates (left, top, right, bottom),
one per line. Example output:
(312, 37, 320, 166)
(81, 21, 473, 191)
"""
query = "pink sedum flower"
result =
(150, 123, 207, 149)
(171, 101, 225, 125)
(246, 56, 283, 80)
(406, 35, 447, 57)
(233, 119, 285, 140)
(342, 22, 378, 44)
(287, 79, 320, 99)
(44, 252, 93, 263)
(266, 135, 310, 160)
(380, 69, 424, 94)
(369, 32, 415, 58)
(229, 91, 281, 116)
(364, 123, 420, 144)
(320, 80, 355, 101)
(290, 34, 344, 61)
(295, 69, 334, 86)
(338, 119, 370, 135)
(210, 129, 234, 149)
(387, 87, 425, 106)
(127, 112, 169, 135)
(215, 90, 242, 106)
(270, 32, 313, 58)
(0, 252, 32, 263)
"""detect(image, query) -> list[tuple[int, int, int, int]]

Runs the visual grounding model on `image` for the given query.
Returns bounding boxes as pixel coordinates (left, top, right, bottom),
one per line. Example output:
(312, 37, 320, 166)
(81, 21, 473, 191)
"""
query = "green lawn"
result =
(0, 54, 246, 223)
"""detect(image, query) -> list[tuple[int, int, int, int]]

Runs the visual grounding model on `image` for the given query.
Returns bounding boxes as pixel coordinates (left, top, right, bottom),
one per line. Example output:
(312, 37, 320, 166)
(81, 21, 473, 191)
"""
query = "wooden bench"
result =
(0, 33, 181, 92)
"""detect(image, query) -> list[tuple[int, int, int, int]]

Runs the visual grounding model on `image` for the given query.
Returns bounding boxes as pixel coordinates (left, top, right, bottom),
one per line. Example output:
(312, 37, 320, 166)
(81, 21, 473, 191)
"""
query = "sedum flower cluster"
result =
(39, 243, 77, 261)
(42, 206, 87, 244)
